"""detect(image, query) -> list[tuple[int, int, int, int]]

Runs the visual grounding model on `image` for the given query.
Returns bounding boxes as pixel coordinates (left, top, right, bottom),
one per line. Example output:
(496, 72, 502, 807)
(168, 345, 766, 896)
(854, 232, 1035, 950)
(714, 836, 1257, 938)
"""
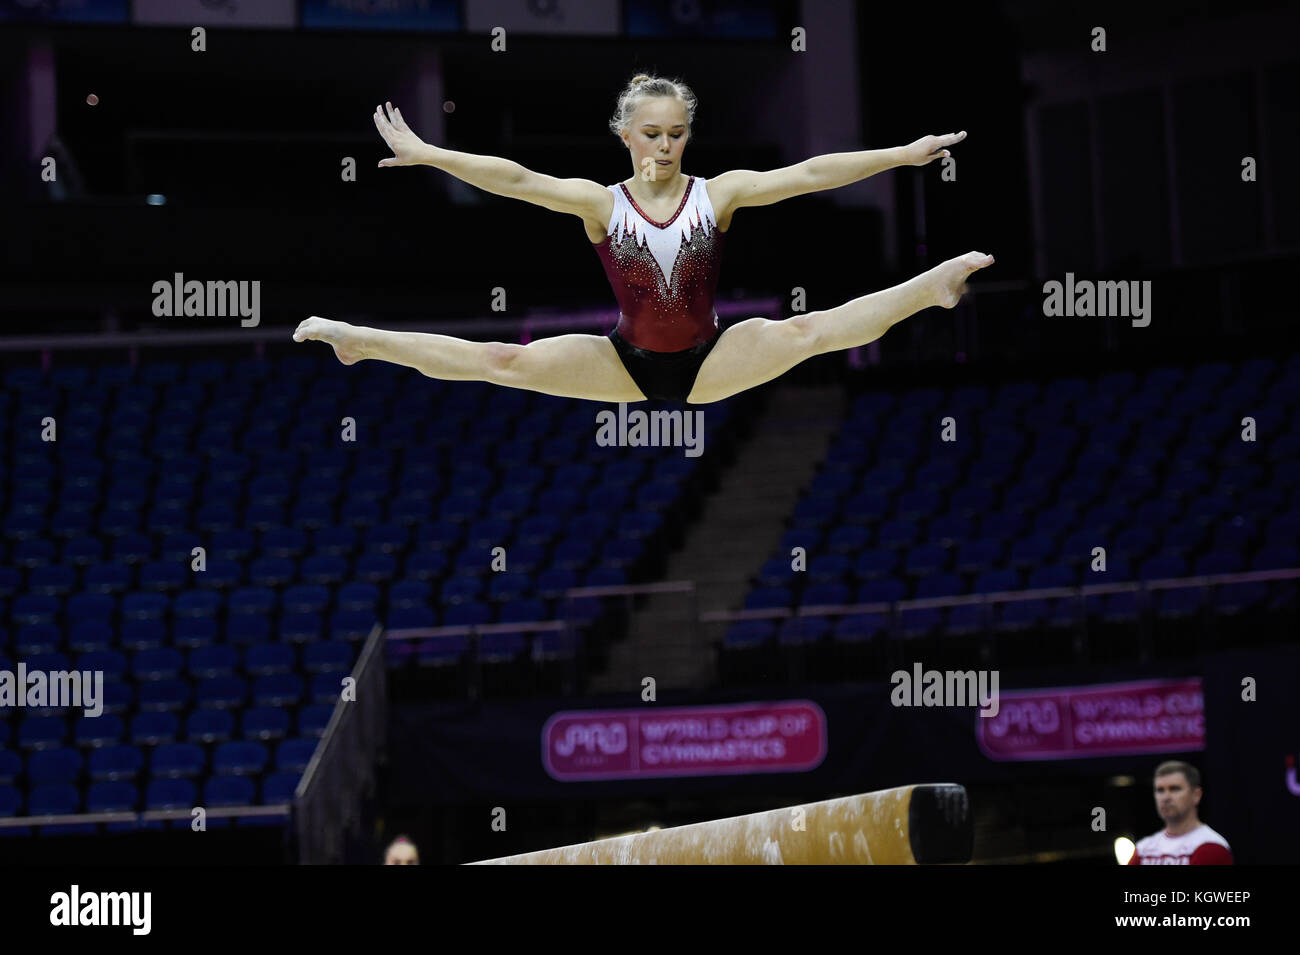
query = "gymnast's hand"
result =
(900, 131, 966, 167)
(374, 101, 430, 167)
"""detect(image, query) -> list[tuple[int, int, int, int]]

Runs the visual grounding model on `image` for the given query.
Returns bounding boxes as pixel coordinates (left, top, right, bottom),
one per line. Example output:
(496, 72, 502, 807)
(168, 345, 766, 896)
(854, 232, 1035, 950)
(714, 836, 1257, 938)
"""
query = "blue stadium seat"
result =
(858, 579, 905, 603)
(28, 783, 80, 816)
(174, 589, 222, 621)
(801, 583, 850, 607)
(242, 707, 291, 741)
(995, 599, 1048, 631)
(28, 748, 82, 785)
(1025, 565, 1074, 589)
(309, 673, 344, 705)
(387, 606, 436, 629)
(78, 649, 129, 682)
(139, 561, 186, 591)
(87, 781, 138, 813)
(67, 620, 114, 654)
(146, 778, 196, 810)
(211, 529, 256, 561)
(121, 621, 167, 649)
(11, 594, 59, 626)
(300, 554, 348, 586)
(444, 602, 491, 627)
(0, 751, 21, 784)
(411, 633, 465, 667)
(15, 623, 60, 655)
(151, 742, 206, 778)
(121, 591, 169, 621)
(230, 586, 277, 616)
(280, 612, 325, 643)
(833, 613, 887, 641)
(245, 643, 295, 677)
(226, 615, 271, 646)
(778, 616, 830, 645)
(129, 712, 179, 747)
(275, 738, 318, 774)
(0, 785, 22, 819)
(355, 553, 397, 584)
(186, 709, 235, 744)
(253, 674, 304, 707)
(973, 569, 1021, 594)
(807, 554, 853, 584)
(74, 713, 124, 748)
(18, 716, 66, 750)
(188, 644, 239, 679)
(915, 574, 965, 599)
(853, 550, 897, 579)
(195, 676, 249, 710)
(133, 647, 184, 681)
(212, 741, 268, 776)
(303, 641, 353, 674)
(499, 598, 547, 623)
(204, 775, 255, 806)
(330, 609, 378, 642)
(898, 607, 944, 637)
(903, 544, 948, 577)
(337, 582, 381, 611)
(137, 679, 190, 712)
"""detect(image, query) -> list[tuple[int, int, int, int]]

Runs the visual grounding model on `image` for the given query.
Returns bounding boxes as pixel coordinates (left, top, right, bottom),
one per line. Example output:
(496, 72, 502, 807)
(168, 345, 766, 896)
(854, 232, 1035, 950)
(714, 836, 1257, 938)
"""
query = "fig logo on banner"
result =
(553, 722, 628, 757)
(976, 678, 1204, 761)
(1286, 754, 1300, 797)
(543, 701, 827, 781)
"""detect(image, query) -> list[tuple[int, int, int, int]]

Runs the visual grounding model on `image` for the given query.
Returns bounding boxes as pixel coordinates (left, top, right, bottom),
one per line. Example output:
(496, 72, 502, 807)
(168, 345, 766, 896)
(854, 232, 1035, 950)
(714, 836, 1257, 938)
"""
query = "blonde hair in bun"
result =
(609, 73, 697, 140)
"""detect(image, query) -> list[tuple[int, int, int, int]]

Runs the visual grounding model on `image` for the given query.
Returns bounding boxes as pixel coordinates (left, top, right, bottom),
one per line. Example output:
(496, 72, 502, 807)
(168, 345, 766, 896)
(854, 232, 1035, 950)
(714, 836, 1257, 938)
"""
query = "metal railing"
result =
(293, 621, 387, 864)
(698, 567, 1300, 625)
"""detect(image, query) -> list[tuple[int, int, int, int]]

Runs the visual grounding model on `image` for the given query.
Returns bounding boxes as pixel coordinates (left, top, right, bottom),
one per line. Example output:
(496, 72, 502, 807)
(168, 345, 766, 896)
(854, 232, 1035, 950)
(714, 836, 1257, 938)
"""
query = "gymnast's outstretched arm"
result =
(708, 131, 967, 224)
(372, 101, 607, 222)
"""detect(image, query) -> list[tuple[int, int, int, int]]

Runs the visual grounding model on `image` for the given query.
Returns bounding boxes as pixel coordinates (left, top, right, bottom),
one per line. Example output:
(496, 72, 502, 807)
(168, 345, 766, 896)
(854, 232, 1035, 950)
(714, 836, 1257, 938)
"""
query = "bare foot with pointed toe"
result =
(293, 316, 369, 365)
(929, 251, 995, 308)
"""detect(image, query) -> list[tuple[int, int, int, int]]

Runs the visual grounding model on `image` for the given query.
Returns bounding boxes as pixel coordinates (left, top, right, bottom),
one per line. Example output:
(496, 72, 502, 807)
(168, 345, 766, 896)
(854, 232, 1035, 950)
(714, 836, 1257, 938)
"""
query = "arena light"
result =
(1114, 837, 1136, 865)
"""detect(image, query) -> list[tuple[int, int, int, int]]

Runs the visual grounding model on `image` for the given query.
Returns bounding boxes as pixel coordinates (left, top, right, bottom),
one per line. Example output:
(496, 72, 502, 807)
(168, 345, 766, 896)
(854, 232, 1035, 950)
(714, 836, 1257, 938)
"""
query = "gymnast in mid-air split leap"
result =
(294, 74, 994, 404)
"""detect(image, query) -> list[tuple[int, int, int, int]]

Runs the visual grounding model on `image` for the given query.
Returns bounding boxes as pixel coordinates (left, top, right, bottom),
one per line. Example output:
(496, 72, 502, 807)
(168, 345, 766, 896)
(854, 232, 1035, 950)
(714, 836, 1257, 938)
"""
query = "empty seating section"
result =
(0, 355, 729, 825)
(726, 357, 1300, 682)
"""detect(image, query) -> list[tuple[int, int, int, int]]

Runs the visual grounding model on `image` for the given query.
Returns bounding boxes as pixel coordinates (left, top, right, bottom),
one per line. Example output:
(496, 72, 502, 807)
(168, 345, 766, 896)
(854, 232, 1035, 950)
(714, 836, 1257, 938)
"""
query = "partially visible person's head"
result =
(384, 836, 420, 865)
(1153, 761, 1202, 826)
(609, 74, 697, 181)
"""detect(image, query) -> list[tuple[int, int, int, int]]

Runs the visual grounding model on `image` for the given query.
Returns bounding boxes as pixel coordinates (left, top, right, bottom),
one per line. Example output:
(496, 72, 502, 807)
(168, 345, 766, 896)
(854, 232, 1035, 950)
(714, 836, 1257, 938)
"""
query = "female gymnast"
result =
(293, 74, 993, 404)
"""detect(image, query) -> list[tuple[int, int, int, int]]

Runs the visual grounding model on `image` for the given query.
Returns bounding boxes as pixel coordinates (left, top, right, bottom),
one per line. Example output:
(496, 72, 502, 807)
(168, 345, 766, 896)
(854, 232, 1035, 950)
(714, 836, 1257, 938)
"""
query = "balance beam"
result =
(470, 783, 971, 865)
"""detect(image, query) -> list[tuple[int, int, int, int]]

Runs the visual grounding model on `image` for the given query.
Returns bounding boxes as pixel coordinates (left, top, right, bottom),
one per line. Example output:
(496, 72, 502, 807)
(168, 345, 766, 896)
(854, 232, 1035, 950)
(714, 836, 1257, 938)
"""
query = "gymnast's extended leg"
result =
(685, 251, 994, 404)
(293, 319, 645, 403)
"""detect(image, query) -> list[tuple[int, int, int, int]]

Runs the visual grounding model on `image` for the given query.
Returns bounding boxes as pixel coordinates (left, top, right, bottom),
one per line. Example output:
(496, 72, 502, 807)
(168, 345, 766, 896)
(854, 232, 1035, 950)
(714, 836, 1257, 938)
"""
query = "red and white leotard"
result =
(591, 175, 725, 353)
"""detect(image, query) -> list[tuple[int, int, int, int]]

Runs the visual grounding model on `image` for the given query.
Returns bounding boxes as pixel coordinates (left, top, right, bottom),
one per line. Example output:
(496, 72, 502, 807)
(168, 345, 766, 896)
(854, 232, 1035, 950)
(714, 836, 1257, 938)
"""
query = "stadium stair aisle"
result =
(589, 384, 845, 692)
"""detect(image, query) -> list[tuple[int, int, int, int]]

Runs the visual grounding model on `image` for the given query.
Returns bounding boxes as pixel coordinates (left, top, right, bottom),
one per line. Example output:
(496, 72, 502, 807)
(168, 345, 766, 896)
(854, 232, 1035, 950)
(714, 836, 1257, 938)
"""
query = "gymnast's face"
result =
(1154, 772, 1199, 825)
(623, 97, 689, 182)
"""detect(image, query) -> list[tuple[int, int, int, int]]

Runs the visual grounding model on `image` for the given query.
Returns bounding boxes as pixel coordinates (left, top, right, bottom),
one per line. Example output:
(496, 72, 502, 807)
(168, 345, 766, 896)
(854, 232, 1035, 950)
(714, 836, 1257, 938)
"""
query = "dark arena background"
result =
(0, 0, 1296, 933)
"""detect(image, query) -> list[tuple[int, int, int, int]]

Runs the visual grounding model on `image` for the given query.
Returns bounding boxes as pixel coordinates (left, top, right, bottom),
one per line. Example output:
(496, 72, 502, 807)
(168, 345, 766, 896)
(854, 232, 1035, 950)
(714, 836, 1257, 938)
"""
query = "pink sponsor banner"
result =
(542, 700, 827, 780)
(977, 678, 1205, 761)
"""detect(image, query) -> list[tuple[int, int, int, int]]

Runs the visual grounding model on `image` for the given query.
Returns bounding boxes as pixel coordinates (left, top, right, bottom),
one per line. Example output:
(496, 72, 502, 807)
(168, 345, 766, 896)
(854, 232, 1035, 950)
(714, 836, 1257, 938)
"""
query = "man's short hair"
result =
(1154, 760, 1201, 789)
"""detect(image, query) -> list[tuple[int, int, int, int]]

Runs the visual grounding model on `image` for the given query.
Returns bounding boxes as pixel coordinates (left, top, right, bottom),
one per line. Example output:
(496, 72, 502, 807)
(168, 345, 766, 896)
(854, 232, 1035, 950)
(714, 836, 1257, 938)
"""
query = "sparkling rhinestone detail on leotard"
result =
(592, 175, 725, 353)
